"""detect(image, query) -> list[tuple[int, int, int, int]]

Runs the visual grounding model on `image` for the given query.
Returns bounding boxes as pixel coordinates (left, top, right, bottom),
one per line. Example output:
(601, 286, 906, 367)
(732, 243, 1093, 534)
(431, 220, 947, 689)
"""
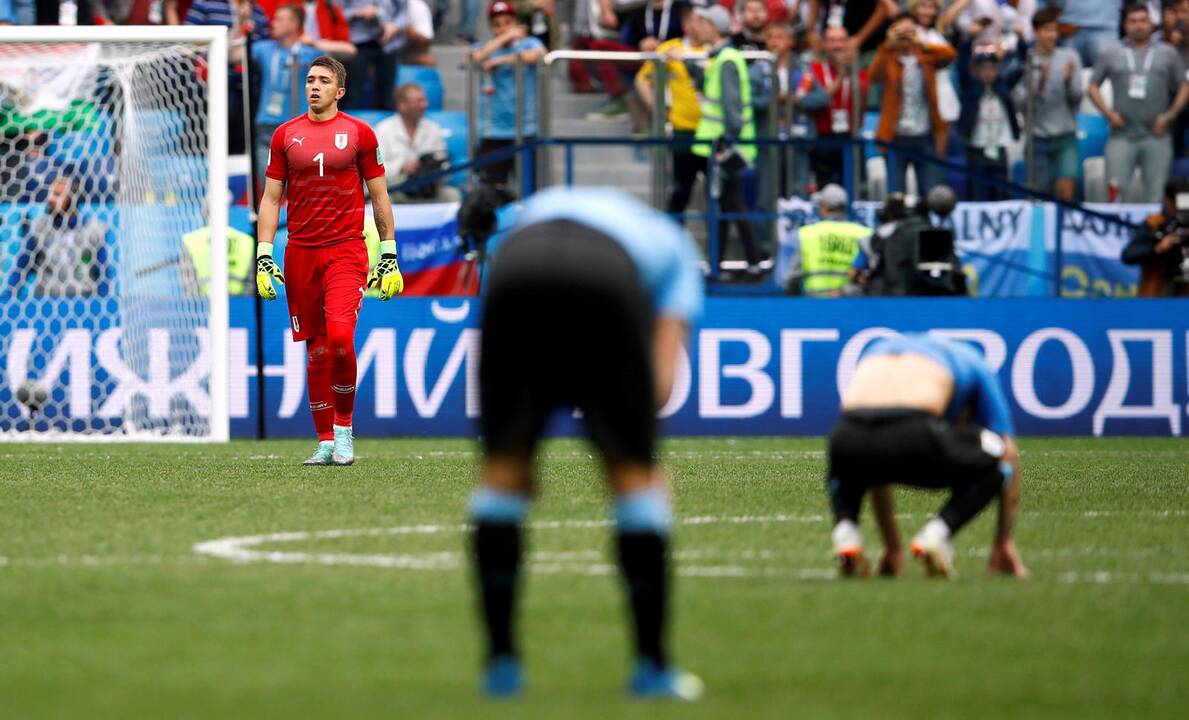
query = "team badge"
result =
(335, 132, 348, 150)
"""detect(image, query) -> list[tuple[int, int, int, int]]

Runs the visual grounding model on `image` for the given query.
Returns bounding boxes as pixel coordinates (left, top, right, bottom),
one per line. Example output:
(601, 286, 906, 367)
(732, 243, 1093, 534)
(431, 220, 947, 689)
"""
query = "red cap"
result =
(488, 1, 514, 17)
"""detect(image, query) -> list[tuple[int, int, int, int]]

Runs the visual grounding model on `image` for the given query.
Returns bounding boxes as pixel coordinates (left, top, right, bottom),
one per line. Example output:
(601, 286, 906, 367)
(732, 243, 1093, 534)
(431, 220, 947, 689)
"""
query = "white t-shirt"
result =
(971, 88, 1012, 155)
(898, 54, 932, 136)
(408, 0, 434, 40)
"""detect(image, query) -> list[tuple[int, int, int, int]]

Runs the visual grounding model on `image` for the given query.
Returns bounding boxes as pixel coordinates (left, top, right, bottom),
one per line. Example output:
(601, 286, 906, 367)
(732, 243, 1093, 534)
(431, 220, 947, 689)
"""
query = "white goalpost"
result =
(0, 26, 229, 441)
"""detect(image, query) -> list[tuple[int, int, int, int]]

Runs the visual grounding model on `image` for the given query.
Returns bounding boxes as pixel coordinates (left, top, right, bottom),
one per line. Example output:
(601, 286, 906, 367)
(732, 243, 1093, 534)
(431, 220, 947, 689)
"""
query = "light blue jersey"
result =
(506, 187, 706, 322)
(862, 334, 1016, 435)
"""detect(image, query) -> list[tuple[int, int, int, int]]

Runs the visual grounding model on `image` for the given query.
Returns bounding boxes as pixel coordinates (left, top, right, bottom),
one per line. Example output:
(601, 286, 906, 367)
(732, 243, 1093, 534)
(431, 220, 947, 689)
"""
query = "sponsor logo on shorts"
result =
(291, 315, 300, 333)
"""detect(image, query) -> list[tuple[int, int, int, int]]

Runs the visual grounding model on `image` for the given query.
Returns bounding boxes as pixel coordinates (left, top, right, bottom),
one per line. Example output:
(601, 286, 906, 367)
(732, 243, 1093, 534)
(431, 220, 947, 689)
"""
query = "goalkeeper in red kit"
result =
(256, 56, 404, 466)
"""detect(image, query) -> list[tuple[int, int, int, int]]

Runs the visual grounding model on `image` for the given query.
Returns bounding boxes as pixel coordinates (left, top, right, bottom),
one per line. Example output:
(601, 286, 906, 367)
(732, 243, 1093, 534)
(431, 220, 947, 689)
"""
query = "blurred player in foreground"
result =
(470, 187, 705, 699)
(256, 56, 404, 466)
(826, 334, 1028, 579)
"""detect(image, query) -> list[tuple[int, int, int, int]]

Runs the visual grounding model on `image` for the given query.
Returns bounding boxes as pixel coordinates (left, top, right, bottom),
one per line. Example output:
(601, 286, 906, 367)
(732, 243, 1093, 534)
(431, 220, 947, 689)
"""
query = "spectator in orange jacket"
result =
(870, 12, 956, 195)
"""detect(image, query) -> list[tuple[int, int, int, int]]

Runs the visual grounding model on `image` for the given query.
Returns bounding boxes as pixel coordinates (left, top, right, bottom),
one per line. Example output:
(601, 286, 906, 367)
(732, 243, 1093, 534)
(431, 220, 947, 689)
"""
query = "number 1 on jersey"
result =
(313, 152, 324, 177)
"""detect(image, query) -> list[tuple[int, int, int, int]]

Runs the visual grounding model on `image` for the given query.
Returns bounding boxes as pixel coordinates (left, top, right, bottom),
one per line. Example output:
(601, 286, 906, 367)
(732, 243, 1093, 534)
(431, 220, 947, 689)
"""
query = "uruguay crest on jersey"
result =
(335, 132, 348, 150)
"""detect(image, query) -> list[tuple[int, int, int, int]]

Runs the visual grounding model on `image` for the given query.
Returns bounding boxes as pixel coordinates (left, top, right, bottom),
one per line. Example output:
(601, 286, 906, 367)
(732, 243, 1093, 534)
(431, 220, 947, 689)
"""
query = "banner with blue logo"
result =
(2, 297, 1185, 438)
(228, 297, 1184, 438)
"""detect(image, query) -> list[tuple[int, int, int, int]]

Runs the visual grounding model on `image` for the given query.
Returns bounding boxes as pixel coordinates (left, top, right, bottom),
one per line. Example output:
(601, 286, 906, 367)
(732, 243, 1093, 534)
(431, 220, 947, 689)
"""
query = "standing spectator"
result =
(808, 25, 868, 189)
(337, 0, 405, 110)
(186, 0, 271, 153)
(1162, 0, 1189, 156)
(245, 4, 321, 183)
(1014, 7, 1083, 201)
(678, 4, 764, 276)
(1088, 2, 1189, 202)
(8, 177, 111, 298)
(471, 1, 546, 191)
(768, 21, 823, 196)
(404, 0, 435, 65)
(871, 12, 957, 195)
(0, 0, 33, 24)
(911, 0, 962, 140)
(457, 0, 481, 42)
(1038, 0, 1121, 67)
(375, 83, 461, 201)
(624, 0, 684, 51)
(250, 0, 355, 54)
(807, 0, 894, 60)
(732, 0, 773, 238)
(721, 0, 789, 24)
(955, 0, 1036, 44)
(958, 48, 1023, 200)
(635, 4, 705, 215)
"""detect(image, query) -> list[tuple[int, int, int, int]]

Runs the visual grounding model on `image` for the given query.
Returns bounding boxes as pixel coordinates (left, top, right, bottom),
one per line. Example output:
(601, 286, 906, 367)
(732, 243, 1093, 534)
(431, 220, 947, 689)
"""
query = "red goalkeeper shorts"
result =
(283, 240, 368, 342)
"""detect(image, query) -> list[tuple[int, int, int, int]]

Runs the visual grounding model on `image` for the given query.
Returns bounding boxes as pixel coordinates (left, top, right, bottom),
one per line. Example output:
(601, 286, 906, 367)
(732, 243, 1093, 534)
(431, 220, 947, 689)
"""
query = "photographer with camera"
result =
(1122, 177, 1189, 297)
(857, 184, 966, 296)
(376, 83, 460, 203)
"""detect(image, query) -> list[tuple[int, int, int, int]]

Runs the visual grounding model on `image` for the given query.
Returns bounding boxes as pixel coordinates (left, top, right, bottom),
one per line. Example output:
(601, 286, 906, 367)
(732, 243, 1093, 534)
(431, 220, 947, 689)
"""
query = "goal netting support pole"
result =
(0, 26, 230, 441)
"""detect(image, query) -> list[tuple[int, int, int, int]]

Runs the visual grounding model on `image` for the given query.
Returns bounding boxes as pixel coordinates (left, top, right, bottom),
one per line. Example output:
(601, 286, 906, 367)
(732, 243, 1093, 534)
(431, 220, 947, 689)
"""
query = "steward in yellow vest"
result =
(792, 184, 870, 296)
(181, 226, 256, 296)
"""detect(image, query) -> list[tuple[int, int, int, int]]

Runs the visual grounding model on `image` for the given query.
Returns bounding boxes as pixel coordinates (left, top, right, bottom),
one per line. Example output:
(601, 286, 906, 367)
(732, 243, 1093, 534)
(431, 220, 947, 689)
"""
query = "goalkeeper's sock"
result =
(615, 487, 673, 669)
(306, 337, 334, 441)
(327, 321, 357, 427)
(470, 487, 529, 660)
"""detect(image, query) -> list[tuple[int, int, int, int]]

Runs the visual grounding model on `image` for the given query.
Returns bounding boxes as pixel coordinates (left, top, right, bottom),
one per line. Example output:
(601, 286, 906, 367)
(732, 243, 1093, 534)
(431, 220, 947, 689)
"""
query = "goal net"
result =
(0, 27, 229, 441)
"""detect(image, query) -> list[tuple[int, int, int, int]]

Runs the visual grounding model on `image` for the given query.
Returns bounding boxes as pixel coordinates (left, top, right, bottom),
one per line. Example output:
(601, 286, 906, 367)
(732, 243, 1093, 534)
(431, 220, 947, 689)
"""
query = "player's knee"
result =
(326, 324, 354, 358)
(614, 486, 673, 537)
(307, 343, 330, 366)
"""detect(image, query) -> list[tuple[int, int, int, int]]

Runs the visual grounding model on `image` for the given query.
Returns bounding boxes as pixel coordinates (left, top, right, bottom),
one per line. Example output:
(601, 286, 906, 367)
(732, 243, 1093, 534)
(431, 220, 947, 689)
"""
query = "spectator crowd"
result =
(2, 0, 1188, 216)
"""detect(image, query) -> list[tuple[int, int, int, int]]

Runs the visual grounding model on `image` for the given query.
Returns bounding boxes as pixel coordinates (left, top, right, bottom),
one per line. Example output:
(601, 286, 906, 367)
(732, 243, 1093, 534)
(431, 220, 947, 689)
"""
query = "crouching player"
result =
(826, 334, 1029, 579)
(469, 187, 705, 699)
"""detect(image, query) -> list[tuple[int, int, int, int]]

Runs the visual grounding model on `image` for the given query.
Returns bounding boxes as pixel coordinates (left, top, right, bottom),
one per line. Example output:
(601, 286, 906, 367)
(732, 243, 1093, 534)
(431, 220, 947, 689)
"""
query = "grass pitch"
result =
(0, 437, 1186, 719)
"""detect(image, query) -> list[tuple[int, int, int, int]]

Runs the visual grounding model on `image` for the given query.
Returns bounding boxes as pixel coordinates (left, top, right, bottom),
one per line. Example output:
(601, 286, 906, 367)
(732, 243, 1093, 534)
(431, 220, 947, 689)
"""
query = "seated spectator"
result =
(1013, 6, 1083, 201)
(1039, 0, 1121, 67)
(958, 47, 1023, 201)
(471, 1, 546, 192)
(1088, 2, 1189, 202)
(405, 0, 436, 66)
(570, 0, 639, 121)
(8, 176, 111, 298)
(624, 0, 685, 52)
(807, 25, 868, 189)
(338, 0, 406, 110)
(375, 83, 461, 202)
(870, 12, 957, 195)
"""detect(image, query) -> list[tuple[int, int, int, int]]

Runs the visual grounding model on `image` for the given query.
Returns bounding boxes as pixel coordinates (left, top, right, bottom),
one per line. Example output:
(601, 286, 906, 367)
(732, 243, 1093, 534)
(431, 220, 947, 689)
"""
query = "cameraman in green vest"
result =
(787, 183, 870, 297)
(670, 4, 764, 278)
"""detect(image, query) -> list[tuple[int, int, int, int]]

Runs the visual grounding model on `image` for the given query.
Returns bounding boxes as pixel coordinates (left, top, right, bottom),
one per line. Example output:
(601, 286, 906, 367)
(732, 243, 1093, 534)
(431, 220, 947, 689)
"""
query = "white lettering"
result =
(7, 328, 91, 417)
(835, 327, 899, 396)
(929, 329, 1008, 373)
(779, 329, 840, 418)
(1092, 330, 1180, 436)
(228, 328, 251, 419)
(1010, 328, 1094, 420)
(698, 329, 774, 419)
(405, 328, 480, 418)
(273, 331, 308, 419)
(356, 329, 397, 418)
(94, 329, 210, 419)
(658, 343, 692, 418)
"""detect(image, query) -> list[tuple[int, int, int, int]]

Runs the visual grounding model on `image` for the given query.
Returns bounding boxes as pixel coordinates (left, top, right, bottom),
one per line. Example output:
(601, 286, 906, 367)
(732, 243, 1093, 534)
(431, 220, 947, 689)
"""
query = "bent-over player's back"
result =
(842, 351, 954, 416)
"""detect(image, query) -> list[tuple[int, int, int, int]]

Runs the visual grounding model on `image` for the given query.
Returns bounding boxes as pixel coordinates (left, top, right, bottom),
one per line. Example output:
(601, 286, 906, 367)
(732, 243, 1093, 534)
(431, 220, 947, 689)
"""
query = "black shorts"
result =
(479, 219, 656, 464)
(827, 408, 1003, 490)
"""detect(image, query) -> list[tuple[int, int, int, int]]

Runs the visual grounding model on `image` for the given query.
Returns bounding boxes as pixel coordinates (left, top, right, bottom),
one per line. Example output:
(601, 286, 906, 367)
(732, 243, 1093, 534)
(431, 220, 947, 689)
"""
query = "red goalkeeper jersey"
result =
(266, 111, 386, 248)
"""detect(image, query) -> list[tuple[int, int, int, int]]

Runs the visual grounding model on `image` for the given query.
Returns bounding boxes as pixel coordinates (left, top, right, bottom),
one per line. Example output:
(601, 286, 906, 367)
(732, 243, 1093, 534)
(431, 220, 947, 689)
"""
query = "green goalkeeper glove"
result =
(367, 240, 404, 300)
(256, 242, 285, 300)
